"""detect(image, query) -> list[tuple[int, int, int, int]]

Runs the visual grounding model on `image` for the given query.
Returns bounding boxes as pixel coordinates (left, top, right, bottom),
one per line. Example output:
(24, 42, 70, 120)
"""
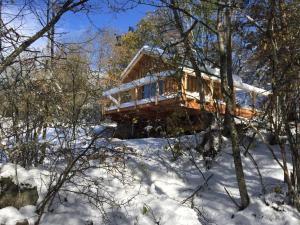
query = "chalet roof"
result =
(120, 45, 221, 81)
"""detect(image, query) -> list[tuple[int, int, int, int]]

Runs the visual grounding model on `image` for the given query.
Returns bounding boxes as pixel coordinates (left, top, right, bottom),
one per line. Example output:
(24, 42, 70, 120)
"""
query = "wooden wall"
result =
(185, 74, 223, 100)
(122, 54, 174, 83)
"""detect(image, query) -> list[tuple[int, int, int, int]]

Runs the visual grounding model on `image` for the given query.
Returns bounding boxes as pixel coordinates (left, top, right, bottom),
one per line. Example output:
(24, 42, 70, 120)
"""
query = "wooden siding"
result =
(165, 77, 179, 93)
(122, 54, 173, 83)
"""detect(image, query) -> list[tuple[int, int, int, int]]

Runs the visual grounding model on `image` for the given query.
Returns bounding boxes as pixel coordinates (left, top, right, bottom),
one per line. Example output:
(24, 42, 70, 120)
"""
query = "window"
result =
(143, 80, 164, 98)
(143, 83, 150, 98)
(187, 76, 197, 92)
(159, 80, 164, 95)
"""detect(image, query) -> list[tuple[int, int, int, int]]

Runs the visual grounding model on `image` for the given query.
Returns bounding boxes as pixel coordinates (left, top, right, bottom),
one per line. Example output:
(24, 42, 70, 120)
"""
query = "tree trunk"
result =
(217, 3, 250, 209)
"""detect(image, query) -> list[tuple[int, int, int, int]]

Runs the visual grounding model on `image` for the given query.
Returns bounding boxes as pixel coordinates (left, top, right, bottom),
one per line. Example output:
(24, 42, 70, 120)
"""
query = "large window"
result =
(143, 80, 164, 98)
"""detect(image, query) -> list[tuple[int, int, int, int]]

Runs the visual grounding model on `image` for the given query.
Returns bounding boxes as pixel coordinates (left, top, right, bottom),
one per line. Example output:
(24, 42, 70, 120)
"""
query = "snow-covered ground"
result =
(0, 134, 299, 225)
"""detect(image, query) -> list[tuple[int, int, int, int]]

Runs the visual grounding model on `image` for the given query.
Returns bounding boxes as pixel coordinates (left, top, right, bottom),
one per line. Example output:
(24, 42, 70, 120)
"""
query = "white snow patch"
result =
(0, 163, 37, 187)
(19, 205, 38, 224)
(0, 207, 26, 225)
(1, 133, 298, 225)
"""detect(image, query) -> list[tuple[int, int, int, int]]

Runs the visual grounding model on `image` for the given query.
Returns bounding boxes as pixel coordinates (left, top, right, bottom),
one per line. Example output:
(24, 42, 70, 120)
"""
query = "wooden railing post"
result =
(134, 87, 138, 108)
(155, 80, 159, 105)
(117, 93, 121, 112)
(181, 73, 187, 102)
(251, 91, 256, 112)
(210, 79, 214, 102)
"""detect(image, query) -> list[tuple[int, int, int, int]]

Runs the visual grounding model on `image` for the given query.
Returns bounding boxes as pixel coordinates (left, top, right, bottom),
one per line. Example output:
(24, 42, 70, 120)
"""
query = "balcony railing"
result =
(102, 69, 272, 114)
(102, 71, 178, 112)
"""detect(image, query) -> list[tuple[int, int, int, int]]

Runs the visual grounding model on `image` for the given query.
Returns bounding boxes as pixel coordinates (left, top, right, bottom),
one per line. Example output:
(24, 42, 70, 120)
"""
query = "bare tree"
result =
(216, 0, 249, 209)
(0, 0, 90, 74)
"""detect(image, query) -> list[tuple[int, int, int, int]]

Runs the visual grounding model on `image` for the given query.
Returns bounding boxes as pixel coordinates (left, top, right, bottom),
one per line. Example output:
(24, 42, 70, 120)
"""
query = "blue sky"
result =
(5, 2, 156, 49)
(58, 4, 155, 36)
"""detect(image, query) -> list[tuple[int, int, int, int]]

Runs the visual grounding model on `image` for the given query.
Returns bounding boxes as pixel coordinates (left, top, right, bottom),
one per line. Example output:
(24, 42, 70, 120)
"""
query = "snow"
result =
(186, 91, 212, 102)
(92, 123, 117, 135)
(103, 70, 174, 96)
(0, 163, 37, 187)
(235, 82, 271, 96)
(19, 205, 38, 224)
(143, 45, 165, 55)
(0, 207, 26, 225)
(184, 63, 221, 78)
(0, 132, 299, 225)
(92, 136, 298, 225)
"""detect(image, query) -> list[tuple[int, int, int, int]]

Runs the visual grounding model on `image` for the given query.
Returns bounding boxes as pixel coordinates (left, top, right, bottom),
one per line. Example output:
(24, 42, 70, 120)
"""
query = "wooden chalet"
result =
(102, 46, 271, 133)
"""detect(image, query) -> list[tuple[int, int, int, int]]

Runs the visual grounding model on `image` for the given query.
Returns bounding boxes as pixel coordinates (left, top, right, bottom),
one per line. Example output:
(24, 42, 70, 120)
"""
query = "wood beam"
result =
(134, 87, 138, 108)
(251, 91, 256, 112)
(181, 73, 187, 102)
(117, 93, 121, 112)
(210, 79, 214, 102)
(155, 80, 159, 105)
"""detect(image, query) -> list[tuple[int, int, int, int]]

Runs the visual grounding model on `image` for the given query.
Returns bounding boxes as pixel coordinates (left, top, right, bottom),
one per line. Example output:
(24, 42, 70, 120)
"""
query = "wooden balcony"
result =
(102, 70, 271, 122)
(102, 71, 179, 114)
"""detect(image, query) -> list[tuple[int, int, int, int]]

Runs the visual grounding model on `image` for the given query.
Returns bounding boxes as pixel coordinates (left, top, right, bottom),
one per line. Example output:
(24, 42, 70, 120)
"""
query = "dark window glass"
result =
(159, 80, 164, 95)
(143, 80, 164, 98)
(143, 84, 150, 98)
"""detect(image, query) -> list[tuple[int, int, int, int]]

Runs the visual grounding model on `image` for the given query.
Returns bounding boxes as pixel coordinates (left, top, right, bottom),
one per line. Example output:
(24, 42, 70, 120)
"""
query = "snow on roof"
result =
(183, 68, 271, 96)
(235, 81, 271, 96)
(143, 45, 165, 55)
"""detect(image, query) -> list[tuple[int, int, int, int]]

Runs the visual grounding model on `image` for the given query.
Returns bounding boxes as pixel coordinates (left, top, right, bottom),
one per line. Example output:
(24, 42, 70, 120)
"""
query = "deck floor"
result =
(104, 96, 257, 122)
